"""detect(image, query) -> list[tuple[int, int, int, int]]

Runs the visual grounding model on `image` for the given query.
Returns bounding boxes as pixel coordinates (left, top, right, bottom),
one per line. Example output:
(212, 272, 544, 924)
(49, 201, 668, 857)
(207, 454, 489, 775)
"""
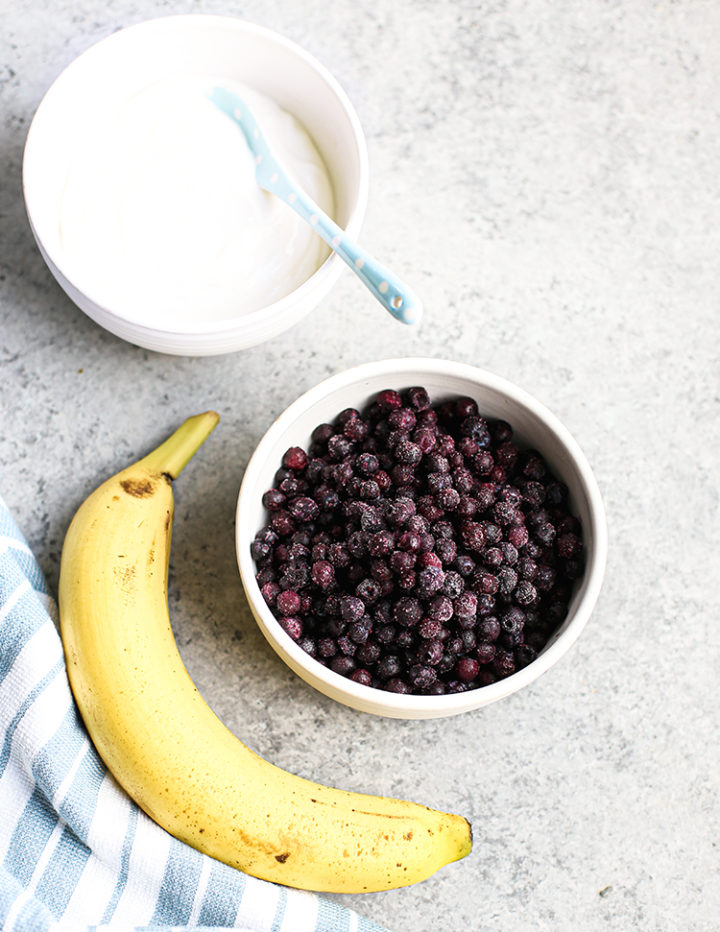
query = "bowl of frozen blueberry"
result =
(236, 358, 607, 718)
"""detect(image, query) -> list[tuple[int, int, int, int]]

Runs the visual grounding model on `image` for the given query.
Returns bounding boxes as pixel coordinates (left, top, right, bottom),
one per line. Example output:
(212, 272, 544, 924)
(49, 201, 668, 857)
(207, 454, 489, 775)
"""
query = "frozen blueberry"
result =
(385, 678, 411, 694)
(279, 616, 303, 640)
(377, 655, 402, 679)
(417, 618, 442, 640)
(405, 386, 431, 410)
(340, 595, 365, 622)
(493, 650, 516, 678)
(454, 591, 478, 620)
(408, 664, 437, 690)
(276, 590, 301, 616)
(475, 641, 496, 664)
(393, 597, 423, 627)
(416, 638, 444, 666)
(331, 655, 357, 676)
(455, 657, 480, 683)
(288, 497, 319, 522)
(478, 616, 501, 642)
(514, 581, 538, 606)
(428, 595, 454, 622)
(282, 447, 308, 471)
(417, 565, 445, 596)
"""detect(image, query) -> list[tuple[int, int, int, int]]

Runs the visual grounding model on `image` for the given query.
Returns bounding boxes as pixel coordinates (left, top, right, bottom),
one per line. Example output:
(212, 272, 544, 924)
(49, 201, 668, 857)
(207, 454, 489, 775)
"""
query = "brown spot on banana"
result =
(120, 478, 156, 498)
(113, 563, 137, 601)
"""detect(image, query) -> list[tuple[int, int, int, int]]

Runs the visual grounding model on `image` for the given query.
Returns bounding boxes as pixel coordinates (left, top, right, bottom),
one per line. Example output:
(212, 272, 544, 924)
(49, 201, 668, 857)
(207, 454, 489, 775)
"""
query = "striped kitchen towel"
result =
(0, 494, 387, 932)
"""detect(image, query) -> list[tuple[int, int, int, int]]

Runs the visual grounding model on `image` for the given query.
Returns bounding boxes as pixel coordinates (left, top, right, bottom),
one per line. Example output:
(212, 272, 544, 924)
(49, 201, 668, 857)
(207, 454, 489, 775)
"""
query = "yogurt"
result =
(57, 76, 335, 325)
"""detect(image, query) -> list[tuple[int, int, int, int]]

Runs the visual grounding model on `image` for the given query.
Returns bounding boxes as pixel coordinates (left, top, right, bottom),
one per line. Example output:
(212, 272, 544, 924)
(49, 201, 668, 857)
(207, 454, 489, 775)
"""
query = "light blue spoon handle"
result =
(207, 86, 422, 326)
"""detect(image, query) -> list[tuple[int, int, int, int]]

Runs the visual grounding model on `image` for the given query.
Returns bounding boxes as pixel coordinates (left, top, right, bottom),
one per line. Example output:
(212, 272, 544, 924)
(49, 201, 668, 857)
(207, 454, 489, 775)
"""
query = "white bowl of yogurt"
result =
(23, 16, 369, 355)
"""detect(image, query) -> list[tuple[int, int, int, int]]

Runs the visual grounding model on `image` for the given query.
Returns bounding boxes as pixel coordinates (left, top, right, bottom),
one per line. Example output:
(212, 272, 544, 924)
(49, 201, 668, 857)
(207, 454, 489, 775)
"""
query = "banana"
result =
(59, 413, 472, 893)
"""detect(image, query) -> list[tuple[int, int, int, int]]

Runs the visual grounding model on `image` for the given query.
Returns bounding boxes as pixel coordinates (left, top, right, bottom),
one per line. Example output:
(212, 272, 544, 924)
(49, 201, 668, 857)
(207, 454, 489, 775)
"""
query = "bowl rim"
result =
(236, 357, 608, 716)
(22, 13, 369, 338)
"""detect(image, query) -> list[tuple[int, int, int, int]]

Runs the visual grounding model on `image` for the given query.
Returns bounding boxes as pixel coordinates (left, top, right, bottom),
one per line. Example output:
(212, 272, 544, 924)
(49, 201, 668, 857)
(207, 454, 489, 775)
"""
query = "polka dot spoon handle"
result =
(207, 86, 422, 326)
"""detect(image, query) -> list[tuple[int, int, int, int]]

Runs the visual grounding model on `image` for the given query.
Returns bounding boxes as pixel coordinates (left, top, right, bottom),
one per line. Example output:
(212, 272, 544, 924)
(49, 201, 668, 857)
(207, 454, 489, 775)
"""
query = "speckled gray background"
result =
(1, 1, 719, 930)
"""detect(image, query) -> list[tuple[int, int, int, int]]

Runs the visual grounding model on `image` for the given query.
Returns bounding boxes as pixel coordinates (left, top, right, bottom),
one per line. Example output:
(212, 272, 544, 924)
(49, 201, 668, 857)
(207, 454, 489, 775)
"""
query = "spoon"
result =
(206, 85, 422, 326)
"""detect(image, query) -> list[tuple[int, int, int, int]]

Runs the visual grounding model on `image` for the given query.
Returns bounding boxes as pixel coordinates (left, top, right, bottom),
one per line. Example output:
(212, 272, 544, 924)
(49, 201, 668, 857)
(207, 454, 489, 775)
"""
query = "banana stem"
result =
(141, 412, 220, 479)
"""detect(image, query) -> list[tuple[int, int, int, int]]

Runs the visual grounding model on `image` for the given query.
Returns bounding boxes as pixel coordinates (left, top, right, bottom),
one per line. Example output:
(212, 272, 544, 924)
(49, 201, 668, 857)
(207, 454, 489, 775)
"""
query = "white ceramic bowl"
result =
(22, 15, 368, 355)
(236, 358, 608, 719)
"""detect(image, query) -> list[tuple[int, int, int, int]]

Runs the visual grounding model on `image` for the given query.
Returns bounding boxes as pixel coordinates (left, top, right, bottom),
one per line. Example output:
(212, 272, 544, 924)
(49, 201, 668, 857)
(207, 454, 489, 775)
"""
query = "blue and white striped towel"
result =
(0, 494, 388, 932)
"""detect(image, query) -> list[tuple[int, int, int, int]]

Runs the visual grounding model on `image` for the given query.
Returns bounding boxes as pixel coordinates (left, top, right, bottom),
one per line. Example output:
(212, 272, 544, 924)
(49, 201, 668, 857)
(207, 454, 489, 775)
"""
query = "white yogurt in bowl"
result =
(58, 76, 334, 326)
(23, 16, 368, 354)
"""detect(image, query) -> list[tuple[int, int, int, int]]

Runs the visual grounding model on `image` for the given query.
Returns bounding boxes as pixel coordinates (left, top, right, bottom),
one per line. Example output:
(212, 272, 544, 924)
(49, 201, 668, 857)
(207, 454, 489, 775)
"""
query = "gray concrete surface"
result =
(1, 1, 719, 930)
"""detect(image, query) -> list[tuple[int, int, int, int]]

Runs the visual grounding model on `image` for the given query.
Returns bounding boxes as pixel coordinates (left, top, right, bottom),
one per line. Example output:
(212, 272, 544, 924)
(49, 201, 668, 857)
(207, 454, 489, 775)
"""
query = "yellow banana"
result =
(59, 412, 472, 893)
